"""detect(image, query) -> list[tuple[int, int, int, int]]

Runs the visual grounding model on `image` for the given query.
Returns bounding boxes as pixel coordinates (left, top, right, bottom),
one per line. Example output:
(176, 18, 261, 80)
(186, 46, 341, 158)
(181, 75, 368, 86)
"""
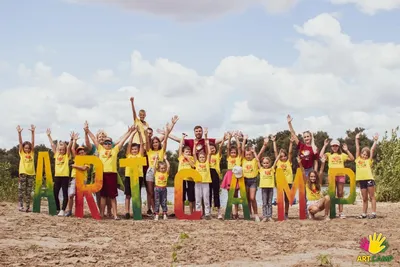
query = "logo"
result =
(357, 233, 393, 263)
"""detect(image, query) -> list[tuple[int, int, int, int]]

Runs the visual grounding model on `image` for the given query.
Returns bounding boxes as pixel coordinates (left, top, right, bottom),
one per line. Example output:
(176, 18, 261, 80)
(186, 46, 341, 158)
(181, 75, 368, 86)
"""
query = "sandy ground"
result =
(0, 201, 399, 267)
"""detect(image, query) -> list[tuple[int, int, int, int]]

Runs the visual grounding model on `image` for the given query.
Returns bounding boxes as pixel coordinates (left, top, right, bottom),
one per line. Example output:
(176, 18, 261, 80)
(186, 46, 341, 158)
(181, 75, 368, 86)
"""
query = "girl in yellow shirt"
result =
(153, 154, 170, 221)
(272, 134, 294, 220)
(47, 128, 73, 216)
(355, 132, 378, 219)
(17, 124, 36, 212)
(178, 133, 196, 214)
(298, 156, 331, 220)
(221, 131, 242, 219)
(209, 133, 226, 219)
(86, 123, 134, 220)
(320, 138, 355, 219)
(193, 131, 212, 219)
(124, 127, 144, 219)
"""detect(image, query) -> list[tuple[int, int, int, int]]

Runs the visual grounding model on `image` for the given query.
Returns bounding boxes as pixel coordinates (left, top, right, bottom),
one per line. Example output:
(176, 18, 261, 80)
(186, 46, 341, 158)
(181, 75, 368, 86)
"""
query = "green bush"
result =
(374, 128, 400, 202)
(0, 161, 18, 202)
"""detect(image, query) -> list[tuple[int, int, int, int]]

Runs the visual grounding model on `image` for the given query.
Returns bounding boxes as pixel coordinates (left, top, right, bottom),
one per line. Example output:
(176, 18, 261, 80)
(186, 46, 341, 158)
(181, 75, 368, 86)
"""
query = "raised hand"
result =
(70, 131, 75, 139)
(373, 133, 379, 141)
(182, 133, 188, 138)
(164, 154, 168, 160)
(130, 97, 134, 103)
(263, 136, 269, 145)
(296, 156, 301, 164)
(342, 143, 349, 152)
(74, 132, 80, 140)
(29, 125, 36, 132)
(157, 128, 165, 135)
(270, 135, 276, 142)
(171, 115, 179, 124)
(204, 127, 208, 136)
(355, 132, 361, 139)
(243, 134, 248, 139)
(83, 121, 89, 132)
(287, 114, 293, 123)
(324, 138, 330, 146)
(320, 154, 327, 163)
(46, 128, 51, 136)
(290, 135, 296, 143)
(16, 125, 23, 133)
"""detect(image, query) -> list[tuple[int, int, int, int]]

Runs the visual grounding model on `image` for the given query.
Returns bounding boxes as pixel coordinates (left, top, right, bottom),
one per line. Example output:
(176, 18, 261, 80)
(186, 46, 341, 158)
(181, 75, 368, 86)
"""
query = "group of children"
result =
(16, 98, 380, 221)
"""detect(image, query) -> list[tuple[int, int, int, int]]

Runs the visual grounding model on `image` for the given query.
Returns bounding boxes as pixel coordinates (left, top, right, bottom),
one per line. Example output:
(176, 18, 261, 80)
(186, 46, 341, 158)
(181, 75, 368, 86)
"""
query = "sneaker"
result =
(255, 215, 260, 222)
(154, 214, 159, 221)
(205, 215, 211, 220)
(357, 214, 367, 219)
(262, 218, 267, 222)
(368, 213, 377, 219)
(65, 211, 72, 217)
(284, 214, 289, 220)
(19, 206, 24, 212)
(147, 209, 153, 216)
(339, 213, 346, 219)
(58, 210, 65, 216)
(125, 213, 130, 219)
(163, 214, 168, 220)
(217, 214, 223, 220)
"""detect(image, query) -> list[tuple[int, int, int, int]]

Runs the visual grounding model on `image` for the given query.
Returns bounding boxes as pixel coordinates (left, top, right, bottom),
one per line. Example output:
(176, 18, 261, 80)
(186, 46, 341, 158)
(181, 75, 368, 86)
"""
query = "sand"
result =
(0, 201, 399, 267)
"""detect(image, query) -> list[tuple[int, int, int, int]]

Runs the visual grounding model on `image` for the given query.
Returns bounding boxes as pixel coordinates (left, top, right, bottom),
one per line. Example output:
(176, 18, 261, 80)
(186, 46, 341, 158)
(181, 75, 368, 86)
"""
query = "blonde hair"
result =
(304, 131, 318, 154)
(96, 129, 108, 138)
(361, 147, 371, 157)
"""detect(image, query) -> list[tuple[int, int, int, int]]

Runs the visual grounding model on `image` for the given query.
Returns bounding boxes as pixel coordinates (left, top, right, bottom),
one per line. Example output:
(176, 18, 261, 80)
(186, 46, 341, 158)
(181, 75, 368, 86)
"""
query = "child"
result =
(85, 123, 134, 220)
(130, 96, 149, 145)
(16, 124, 36, 212)
(65, 133, 89, 217)
(145, 118, 177, 216)
(209, 133, 226, 219)
(320, 138, 354, 219)
(257, 136, 279, 222)
(220, 131, 242, 219)
(355, 133, 379, 219)
(298, 155, 331, 220)
(178, 133, 195, 214)
(154, 155, 170, 221)
(193, 129, 212, 220)
(47, 129, 73, 216)
(124, 127, 144, 219)
(272, 135, 294, 220)
(241, 134, 260, 222)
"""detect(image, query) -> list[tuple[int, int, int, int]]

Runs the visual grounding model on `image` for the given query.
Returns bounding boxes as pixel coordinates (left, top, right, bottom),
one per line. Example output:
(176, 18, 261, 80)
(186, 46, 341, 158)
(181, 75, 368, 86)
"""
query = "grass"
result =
(171, 233, 190, 264)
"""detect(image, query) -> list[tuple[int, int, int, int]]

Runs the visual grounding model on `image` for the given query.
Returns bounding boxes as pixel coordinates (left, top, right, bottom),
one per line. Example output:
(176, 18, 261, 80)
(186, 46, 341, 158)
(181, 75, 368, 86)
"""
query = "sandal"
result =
(368, 214, 377, 219)
(357, 214, 367, 219)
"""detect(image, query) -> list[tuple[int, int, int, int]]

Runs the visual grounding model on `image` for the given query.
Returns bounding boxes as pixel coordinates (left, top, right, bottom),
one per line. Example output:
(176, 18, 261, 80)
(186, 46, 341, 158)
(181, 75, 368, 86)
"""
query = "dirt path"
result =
(0, 202, 399, 266)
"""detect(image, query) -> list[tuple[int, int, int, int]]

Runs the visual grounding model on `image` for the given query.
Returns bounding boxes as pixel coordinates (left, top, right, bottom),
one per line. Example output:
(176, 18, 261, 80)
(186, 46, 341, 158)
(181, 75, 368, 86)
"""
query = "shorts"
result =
(307, 199, 321, 210)
(359, 180, 375, 189)
(124, 176, 144, 196)
(145, 167, 155, 182)
(68, 178, 76, 197)
(284, 184, 293, 203)
(335, 175, 346, 183)
(244, 177, 257, 189)
(183, 180, 195, 202)
(100, 172, 118, 198)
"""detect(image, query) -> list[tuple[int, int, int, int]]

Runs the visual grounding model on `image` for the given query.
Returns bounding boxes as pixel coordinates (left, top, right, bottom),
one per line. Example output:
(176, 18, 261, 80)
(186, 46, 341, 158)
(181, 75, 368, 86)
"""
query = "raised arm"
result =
(130, 97, 138, 122)
(162, 116, 178, 154)
(226, 132, 232, 156)
(218, 133, 226, 155)
(16, 125, 23, 152)
(204, 128, 211, 160)
(342, 143, 354, 161)
(84, 121, 93, 153)
(319, 155, 326, 185)
(271, 135, 278, 159)
(370, 133, 379, 160)
(46, 128, 57, 153)
(71, 164, 89, 171)
(235, 133, 242, 157)
(84, 122, 99, 149)
(71, 133, 79, 158)
(126, 128, 136, 156)
(257, 136, 269, 159)
(156, 128, 180, 143)
(178, 133, 187, 157)
(164, 155, 170, 173)
(251, 146, 260, 168)
(138, 130, 144, 156)
(319, 138, 329, 158)
(241, 134, 248, 158)
(29, 125, 35, 149)
(66, 132, 73, 158)
(288, 135, 294, 163)
(272, 154, 280, 169)
(193, 140, 198, 162)
(355, 132, 361, 158)
(287, 115, 299, 145)
(116, 126, 134, 150)
(296, 156, 306, 183)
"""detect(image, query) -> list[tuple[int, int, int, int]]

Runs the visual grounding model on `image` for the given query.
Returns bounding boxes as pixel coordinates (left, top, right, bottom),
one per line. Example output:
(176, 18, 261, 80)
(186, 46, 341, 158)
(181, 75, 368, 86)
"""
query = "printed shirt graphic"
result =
(19, 151, 35, 175)
(133, 118, 149, 144)
(298, 142, 317, 169)
(178, 155, 194, 171)
(325, 152, 348, 169)
(277, 160, 293, 184)
(71, 162, 89, 180)
(155, 171, 168, 187)
(54, 152, 70, 177)
(98, 145, 120, 173)
(259, 168, 275, 188)
(355, 157, 374, 181)
(227, 156, 242, 170)
(210, 153, 221, 175)
(125, 153, 144, 177)
(242, 158, 259, 178)
(147, 149, 164, 168)
(306, 184, 321, 201)
(195, 161, 211, 183)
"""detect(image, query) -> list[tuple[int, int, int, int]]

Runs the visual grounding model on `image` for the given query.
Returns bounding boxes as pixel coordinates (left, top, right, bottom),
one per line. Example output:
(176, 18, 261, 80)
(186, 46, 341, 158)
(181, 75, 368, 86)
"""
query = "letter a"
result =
(224, 174, 250, 220)
(33, 152, 57, 215)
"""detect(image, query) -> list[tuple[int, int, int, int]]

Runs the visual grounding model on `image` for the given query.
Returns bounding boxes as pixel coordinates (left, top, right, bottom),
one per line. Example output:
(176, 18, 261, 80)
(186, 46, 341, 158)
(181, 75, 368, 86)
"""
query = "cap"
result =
(330, 139, 340, 146)
(232, 166, 243, 179)
(76, 146, 85, 152)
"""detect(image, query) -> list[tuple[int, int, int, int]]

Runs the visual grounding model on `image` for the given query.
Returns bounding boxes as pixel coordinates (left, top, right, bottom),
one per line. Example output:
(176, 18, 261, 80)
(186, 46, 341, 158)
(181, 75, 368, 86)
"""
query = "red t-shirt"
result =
(297, 142, 318, 169)
(184, 138, 216, 155)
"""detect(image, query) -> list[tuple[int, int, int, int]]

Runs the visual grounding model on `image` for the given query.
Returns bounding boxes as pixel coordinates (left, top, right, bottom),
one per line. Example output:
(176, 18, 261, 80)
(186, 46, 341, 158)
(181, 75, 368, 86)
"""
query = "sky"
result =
(1, 0, 400, 150)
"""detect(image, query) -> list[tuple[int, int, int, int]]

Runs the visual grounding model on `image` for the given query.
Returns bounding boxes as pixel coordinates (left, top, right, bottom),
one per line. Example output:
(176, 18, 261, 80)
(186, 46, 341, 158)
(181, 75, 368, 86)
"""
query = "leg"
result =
(368, 185, 376, 213)
(187, 181, 196, 214)
(124, 176, 131, 215)
(249, 187, 258, 216)
(61, 178, 69, 211)
(195, 183, 202, 213)
(26, 175, 34, 210)
(284, 191, 289, 218)
(148, 181, 155, 213)
(261, 188, 268, 218)
(95, 192, 101, 209)
(18, 175, 26, 209)
(266, 188, 273, 218)
(100, 197, 106, 217)
(111, 198, 118, 218)
(323, 195, 331, 217)
(209, 178, 213, 208)
(203, 184, 211, 216)
(360, 188, 368, 214)
(161, 188, 168, 214)
(106, 198, 112, 216)
(53, 177, 62, 211)
(336, 182, 345, 214)
(154, 187, 160, 214)
(125, 196, 131, 214)
(245, 185, 252, 215)
(233, 189, 239, 217)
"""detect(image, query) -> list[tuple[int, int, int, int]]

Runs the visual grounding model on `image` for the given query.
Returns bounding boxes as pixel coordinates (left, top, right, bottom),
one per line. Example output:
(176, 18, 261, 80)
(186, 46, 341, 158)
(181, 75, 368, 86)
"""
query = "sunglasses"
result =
(104, 141, 112, 145)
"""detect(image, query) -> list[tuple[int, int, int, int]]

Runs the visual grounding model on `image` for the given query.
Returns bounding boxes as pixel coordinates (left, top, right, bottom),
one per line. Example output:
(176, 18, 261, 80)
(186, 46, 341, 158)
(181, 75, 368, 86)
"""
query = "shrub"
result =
(0, 161, 18, 202)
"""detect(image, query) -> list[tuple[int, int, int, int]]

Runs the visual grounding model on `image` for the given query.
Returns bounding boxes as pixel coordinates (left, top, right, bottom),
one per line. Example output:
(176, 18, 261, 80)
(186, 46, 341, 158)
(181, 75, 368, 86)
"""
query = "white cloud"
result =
(66, 0, 298, 21)
(93, 69, 118, 83)
(36, 45, 57, 54)
(2, 13, 400, 149)
(330, 0, 400, 14)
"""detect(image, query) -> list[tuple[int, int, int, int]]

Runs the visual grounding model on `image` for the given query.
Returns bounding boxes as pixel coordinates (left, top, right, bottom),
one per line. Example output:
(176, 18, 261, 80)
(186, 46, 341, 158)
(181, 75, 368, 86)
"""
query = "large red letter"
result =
(174, 169, 202, 220)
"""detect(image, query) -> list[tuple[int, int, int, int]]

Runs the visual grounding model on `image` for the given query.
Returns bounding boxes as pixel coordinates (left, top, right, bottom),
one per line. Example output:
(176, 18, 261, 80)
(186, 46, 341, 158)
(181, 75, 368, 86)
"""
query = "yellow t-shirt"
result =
(98, 145, 120, 173)
(54, 152, 70, 177)
(277, 160, 293, 184)
(133, 118, 149, 144)
(259, 168, 275, 188)
(242, 158, 259, 178)
(195, 161, 211, 183)
(147, 149, 164, 168)
(155, 171, 168, 187)
(306, 184, 321, 201)
(227, 156, 242, 170)
(125, 153, 144, 177)
(355, 157, 374, 181)
(210, 153, 221, 175)
(19, 151, 35, 175)
(325, 153, 348, 169)
(178, 155, 194, 171)
(71, 163, 89, 180)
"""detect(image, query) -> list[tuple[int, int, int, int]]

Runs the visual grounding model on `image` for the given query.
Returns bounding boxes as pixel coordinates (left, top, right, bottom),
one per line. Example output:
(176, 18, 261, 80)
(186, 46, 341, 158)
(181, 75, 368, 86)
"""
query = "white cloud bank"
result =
(1, 13, 400, 149)
(330, 0, 400, 14)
